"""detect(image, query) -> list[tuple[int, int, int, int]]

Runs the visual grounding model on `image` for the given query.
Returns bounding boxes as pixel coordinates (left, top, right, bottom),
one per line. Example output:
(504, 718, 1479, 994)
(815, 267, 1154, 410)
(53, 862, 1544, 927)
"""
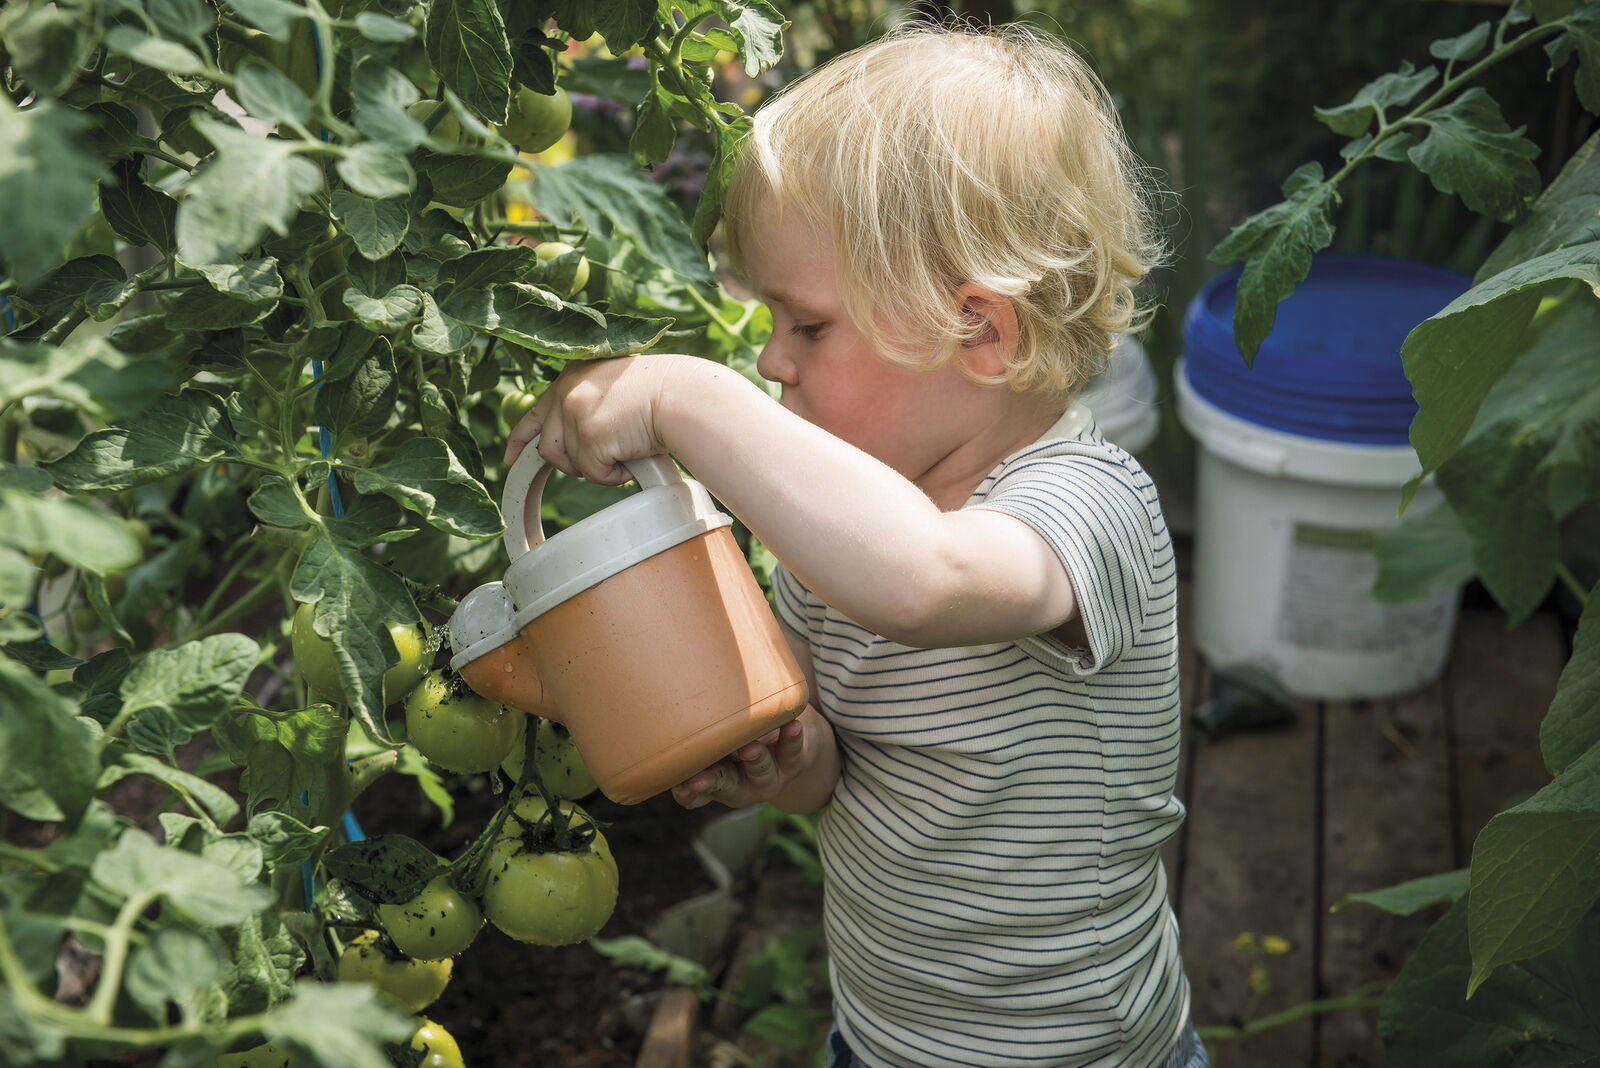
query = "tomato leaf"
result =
(43, 389, 241, 492)
(175, 114, 323, 266)
(1545, 6, 1600, 113)
(1208, 162, 1337, 362)
(99, 159, 178, 253)
(314, 335, 399, 442)
(263, 979, 415, 1068)
(100, 751, 241, 826)
(592, 0, 656, 54)
(248, 811, 332, 872)
(1, 3, 98, 96)
(235, 60, 312, 127)
(1479, 129, 1600, 281)
(1430, 21, 1492, 63)
(331, 190, 411, 260)
(117, 633, 260, 756)
(124, 925, 224, 1023)
(0, 658, 101, 823)
(423, 0, 513, 124)
(349, 436, 500, 540)
(291, 526, 418, 741)
(1541, 588, 1600, 776)
(0, 99, 107, 286)
(1380, 893, 1600, 1059)
(215, 704, 348, 825)
(219, 0, 302, 39)
(322, 834, 444, 904)
(336, 142, 416, 200)
(1402, 243, 1600, 509)
(713, 0, 787, 78)
(1405, 88, 1542, 221)
(1466, 742, 1600, 995)
(92, 829, 271, 926)
(441, 281, 672, 359)
(164, 285, 276, 330)
(1331, 869, 1470, 915)
(530, 154, 716, 284)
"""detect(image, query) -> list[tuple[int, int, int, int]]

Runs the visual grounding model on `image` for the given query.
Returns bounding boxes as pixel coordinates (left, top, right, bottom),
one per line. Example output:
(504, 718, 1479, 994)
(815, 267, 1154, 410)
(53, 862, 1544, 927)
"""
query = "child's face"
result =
(743, 208, 989, 479)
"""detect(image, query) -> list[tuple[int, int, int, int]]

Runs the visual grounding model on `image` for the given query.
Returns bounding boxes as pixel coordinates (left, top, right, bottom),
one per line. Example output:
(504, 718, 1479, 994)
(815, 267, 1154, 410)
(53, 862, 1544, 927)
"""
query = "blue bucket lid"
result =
(1181, 253, 1471, 444)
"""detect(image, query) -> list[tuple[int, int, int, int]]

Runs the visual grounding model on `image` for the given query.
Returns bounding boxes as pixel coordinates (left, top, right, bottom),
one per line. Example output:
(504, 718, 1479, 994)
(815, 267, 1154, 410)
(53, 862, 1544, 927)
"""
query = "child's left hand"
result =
(502, 353, 691, 483)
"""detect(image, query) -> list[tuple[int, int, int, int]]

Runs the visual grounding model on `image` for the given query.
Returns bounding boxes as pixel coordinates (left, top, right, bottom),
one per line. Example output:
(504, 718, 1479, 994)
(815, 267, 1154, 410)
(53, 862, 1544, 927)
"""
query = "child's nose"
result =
(756, 340, 797, 386)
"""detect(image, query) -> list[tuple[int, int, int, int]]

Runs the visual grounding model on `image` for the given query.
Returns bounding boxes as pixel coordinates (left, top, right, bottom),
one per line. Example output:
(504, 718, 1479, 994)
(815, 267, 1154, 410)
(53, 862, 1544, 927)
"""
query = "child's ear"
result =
(954, 282, 1019, 377)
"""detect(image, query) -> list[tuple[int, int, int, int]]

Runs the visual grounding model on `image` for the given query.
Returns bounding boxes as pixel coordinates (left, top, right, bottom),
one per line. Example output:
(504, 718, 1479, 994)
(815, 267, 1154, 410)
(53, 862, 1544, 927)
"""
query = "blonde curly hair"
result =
(721, 22, 1166, 398)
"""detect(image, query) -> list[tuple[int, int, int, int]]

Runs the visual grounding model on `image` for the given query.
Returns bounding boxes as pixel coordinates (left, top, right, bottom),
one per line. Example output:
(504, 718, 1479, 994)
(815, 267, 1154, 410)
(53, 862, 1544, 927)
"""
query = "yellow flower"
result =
(1260, 935, 1292, 955)
(1248, 964, 1270, 995)
(1232, 932, 1256, 952)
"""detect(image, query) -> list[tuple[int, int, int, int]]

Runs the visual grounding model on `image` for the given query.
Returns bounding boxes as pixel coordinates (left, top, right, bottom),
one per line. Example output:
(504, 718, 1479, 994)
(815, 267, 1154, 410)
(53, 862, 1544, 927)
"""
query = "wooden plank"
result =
(1179, 695, 1320, 1065)
(634, 987, 699, 1068)
(1447, 610, 1566, 860)
(1316, 681, 1455, 1068)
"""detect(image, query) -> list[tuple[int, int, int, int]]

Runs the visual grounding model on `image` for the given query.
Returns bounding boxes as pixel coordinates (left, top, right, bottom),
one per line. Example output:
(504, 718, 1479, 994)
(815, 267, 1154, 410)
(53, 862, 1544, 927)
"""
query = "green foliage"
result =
(1219, 0, 1600, 1056)
(0, 0, 787, 1060)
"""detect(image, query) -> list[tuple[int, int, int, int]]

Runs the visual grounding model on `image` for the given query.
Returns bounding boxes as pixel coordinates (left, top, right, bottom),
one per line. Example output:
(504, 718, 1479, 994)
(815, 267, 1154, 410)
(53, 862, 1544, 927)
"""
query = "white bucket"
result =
(1175, 359, 1460, 700)
(1081, 334, 1159, 455)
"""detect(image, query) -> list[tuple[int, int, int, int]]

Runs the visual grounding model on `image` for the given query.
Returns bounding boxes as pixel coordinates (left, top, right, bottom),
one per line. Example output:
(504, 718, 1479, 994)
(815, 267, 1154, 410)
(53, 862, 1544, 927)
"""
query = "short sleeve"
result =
(968, 452, 1158, 676)
(768, 561, 815, 641)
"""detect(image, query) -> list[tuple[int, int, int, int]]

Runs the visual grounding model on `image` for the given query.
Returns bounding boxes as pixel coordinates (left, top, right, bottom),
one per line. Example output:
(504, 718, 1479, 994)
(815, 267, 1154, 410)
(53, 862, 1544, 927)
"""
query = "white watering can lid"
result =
(447, 581, 519, 672)
(499, 440, 732, 628)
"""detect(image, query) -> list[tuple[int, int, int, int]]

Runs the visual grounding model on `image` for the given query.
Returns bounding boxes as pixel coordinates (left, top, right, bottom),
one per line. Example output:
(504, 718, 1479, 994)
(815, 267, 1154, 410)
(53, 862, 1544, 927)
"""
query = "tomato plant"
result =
(0, 0, 785, 1061)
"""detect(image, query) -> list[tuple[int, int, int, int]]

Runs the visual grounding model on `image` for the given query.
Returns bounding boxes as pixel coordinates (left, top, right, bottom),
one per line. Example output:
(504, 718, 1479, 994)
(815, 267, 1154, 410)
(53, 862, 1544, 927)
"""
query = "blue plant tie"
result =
(1, 291, 15, 334)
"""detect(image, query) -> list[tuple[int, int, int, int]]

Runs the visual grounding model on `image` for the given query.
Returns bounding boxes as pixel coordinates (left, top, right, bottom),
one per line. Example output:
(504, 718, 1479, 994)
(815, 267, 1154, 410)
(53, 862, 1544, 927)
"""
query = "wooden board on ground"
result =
(1316, 680, 1455, 1068)
(1179, 699, 1320, 1066)
(1447, 611, 1566, 859)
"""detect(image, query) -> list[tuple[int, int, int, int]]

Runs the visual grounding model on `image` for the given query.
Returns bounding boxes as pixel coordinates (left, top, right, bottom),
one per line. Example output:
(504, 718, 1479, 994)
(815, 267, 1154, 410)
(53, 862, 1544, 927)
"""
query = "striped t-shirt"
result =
(769, 403, 1188, 1067)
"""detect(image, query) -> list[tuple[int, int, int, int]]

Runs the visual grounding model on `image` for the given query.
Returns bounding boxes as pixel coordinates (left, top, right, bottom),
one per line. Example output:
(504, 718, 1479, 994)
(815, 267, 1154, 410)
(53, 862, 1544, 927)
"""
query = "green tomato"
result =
(291, 602, 428, 706)
(336, 930, 451, 1012)
(533, 241, 590, 298)
(410, 1018, 465, 1068)
(378, 873, 483, 961)
(407, 99, 462, 143)
(499, 388, 539, 430)
(219, 1041, 295, 1067)
(499, 85, 571, 153)
(502, 717, 599, 799)
(483, 833, 618, 946)
(404, 669, 519, 773)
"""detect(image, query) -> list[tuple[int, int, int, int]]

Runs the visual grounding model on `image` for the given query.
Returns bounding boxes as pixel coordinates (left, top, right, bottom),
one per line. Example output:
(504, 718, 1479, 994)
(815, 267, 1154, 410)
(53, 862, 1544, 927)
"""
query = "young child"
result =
(505, 23, 1203, 1068)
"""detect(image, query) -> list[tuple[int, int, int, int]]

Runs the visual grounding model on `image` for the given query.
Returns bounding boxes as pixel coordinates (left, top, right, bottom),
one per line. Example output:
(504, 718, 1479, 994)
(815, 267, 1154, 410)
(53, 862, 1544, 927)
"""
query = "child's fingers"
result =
(774, 719, 806, 766)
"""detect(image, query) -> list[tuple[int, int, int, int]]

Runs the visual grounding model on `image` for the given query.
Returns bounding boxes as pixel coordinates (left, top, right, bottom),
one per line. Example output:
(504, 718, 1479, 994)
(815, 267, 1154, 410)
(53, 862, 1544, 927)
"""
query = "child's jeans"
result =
(824, 1017, 1209, 1068)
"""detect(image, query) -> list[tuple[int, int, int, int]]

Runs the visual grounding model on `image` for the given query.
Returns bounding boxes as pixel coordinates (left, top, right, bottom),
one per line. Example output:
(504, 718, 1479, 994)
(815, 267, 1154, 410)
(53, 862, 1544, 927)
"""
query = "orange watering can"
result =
(449, 443, 809, 804)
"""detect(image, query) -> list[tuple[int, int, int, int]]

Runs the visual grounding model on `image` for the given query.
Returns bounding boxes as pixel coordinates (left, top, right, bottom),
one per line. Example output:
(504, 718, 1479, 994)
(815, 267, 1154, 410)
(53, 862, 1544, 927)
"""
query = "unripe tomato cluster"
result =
(291, 602, 617, 1060)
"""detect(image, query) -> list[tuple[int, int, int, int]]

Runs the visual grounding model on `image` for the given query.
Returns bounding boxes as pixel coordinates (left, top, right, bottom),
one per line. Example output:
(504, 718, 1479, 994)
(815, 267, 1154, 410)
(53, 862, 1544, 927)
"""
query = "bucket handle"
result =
(501, 438, 683, 559)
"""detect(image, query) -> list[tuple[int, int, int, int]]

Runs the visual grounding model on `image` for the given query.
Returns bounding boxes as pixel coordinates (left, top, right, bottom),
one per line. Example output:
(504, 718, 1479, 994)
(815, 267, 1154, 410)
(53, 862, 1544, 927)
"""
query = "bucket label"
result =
(1276, 521, 1455, 653)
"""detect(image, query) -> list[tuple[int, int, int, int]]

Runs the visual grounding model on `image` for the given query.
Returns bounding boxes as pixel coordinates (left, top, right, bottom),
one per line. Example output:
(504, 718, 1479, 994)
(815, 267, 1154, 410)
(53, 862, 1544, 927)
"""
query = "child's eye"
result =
(789, 323, 826, 341)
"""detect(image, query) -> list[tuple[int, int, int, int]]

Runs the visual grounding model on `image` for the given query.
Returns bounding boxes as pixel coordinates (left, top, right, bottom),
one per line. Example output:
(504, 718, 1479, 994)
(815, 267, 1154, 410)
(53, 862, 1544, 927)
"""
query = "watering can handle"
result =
(501, 438, 683, 559)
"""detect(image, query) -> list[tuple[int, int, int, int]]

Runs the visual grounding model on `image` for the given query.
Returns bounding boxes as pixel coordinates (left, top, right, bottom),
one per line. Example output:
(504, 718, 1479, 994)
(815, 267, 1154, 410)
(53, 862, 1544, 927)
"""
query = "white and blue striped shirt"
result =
(771, 404, 1189, 1067)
